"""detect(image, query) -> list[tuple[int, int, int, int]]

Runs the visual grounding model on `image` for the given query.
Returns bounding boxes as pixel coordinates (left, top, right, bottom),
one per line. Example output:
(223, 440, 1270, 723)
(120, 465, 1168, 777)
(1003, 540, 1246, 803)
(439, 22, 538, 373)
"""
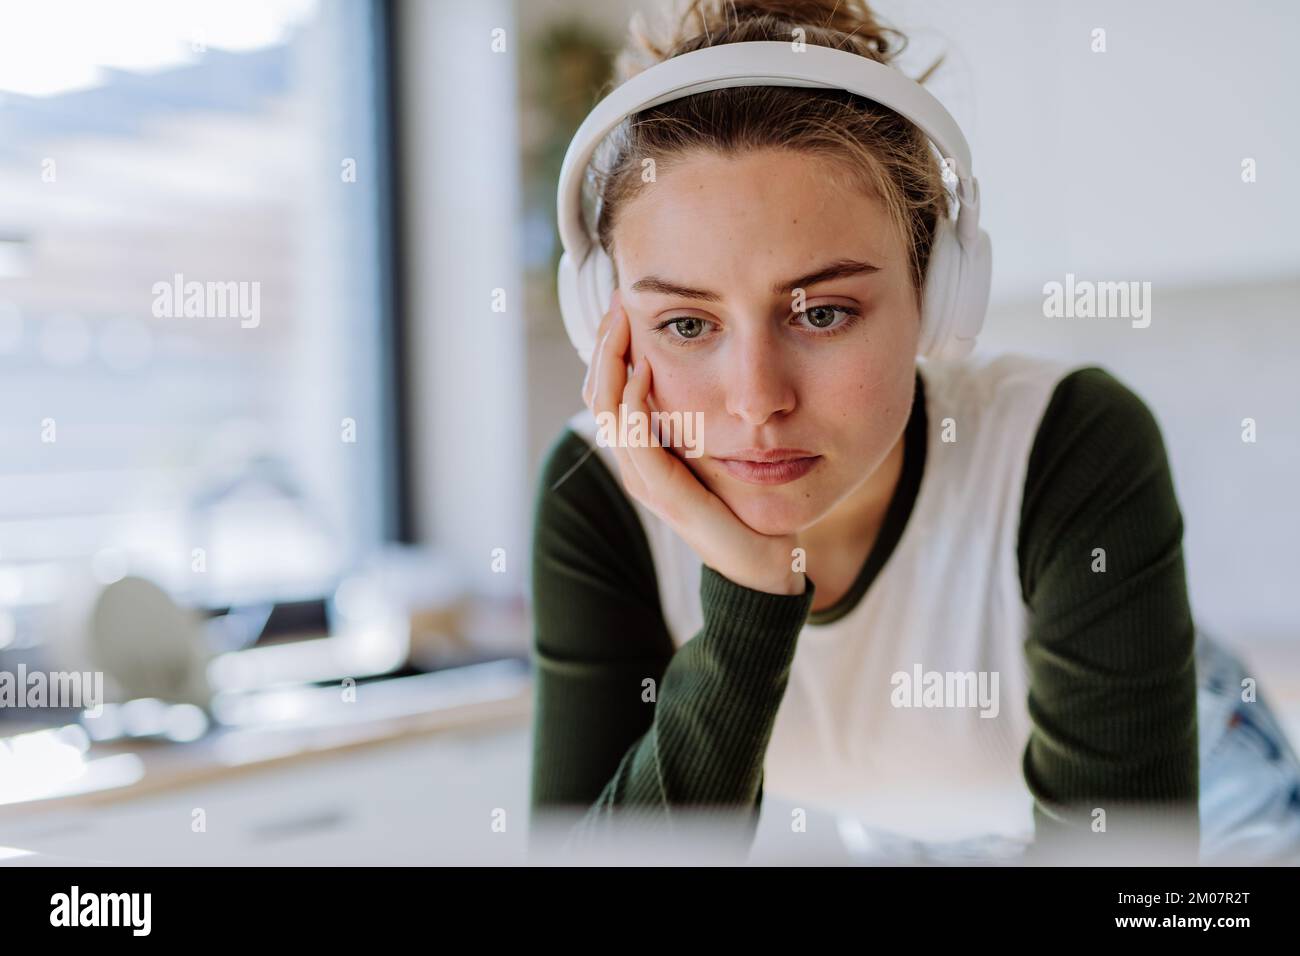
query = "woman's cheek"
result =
(645, 357, 695, 413)
(648, 369, 718, 474)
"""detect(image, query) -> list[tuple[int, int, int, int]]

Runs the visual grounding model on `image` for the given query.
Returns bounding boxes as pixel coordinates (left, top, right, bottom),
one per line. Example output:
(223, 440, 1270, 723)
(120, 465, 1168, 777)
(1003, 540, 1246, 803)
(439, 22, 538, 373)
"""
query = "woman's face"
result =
(611, 147, 921, 537)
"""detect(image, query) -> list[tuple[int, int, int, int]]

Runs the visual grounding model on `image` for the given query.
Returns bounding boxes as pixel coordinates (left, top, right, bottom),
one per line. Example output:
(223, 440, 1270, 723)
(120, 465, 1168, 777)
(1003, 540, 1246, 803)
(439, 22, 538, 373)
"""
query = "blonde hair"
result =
(590, 0, 950, 306)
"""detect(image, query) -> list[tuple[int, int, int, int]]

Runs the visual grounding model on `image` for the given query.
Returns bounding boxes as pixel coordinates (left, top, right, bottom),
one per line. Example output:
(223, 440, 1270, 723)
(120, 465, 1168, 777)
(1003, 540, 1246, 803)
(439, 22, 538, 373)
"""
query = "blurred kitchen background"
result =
(0, 0, 1296, 864)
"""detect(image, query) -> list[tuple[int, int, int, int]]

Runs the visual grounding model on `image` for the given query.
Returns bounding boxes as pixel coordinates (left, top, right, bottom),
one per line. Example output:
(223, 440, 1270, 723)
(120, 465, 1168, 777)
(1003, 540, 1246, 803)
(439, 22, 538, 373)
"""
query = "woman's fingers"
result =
(581, 316, 608, 408)
(619, 356, 700, 524)
(613, 358, 655, 489)
(581, 320, 606, 409)
(586, 301, 711, 534)
(582, 290, 622, 409)
(584, 303, 617, 410)
(592, 303, 631, 421)
(585, 299, 648, 501)
(619, 358, 667, 479)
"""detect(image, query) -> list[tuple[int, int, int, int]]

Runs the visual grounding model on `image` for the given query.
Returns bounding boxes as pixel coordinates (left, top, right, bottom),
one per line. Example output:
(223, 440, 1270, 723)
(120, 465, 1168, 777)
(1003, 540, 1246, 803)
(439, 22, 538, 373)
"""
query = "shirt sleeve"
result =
(1017, 366, 1200, 864)
(528, 427, 816, 857)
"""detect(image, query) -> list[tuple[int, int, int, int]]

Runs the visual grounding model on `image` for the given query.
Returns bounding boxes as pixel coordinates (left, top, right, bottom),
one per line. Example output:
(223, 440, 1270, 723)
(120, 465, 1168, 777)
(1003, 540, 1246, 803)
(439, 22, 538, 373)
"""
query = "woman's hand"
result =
(582, 290, 806, 597)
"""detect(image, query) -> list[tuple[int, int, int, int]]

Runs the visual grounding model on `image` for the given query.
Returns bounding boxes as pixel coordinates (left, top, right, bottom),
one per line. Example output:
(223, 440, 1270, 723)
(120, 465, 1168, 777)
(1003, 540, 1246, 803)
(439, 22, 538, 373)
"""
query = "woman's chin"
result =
(719, 491, 819, 537)
(687, 461, 826, 535)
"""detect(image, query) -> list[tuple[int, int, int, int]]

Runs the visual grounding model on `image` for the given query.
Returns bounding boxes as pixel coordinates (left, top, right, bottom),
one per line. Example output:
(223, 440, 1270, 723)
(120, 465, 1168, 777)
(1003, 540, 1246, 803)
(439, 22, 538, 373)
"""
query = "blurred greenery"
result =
(521, 17, 615, 302)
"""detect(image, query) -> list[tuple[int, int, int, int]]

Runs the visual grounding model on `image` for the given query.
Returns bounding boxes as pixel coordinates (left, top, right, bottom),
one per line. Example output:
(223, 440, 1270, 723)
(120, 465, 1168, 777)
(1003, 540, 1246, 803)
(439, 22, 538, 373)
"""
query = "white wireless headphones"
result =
(555, 40, 991, 365)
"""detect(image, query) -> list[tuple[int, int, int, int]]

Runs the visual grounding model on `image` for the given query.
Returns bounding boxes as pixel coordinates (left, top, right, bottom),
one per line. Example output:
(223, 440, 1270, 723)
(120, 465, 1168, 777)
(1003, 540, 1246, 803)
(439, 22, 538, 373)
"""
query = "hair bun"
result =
(617, 0, 906, 83)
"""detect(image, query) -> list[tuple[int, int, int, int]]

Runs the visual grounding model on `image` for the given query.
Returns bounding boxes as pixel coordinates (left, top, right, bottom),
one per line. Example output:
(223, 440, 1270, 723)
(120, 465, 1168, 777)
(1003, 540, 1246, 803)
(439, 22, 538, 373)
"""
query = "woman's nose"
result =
(722, 333, 796, 426)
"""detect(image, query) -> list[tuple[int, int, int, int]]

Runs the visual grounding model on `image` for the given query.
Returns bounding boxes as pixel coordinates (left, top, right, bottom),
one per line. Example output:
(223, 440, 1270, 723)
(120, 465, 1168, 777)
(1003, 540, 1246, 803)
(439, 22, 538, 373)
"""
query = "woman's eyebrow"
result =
(629, 258, 880, 302)
(775, 258, 880, 295)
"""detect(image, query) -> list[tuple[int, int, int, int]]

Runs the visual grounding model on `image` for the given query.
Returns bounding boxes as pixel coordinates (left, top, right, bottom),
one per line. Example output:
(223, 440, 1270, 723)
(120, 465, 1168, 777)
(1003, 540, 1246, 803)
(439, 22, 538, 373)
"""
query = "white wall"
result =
(976, 279, 1300, 645)
(870, 0, 1300, 300)
(400, 0, 527, 599)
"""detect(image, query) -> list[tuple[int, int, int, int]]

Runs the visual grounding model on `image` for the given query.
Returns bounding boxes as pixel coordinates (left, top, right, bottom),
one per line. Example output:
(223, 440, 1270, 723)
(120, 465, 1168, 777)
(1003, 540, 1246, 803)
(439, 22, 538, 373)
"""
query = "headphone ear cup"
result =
(573, 249, 616, 367)
(919, 216, 961, 359)
(557, 246, 616, 367)
(952, 226, 992, 357)
(557, 251, 595, 366)
(919, 217, 992, 361)
(592, 249, 616, 326)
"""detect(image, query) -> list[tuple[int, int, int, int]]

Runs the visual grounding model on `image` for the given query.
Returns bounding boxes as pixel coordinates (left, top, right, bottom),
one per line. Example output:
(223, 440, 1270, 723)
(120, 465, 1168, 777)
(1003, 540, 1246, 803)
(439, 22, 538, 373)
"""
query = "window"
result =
(0, 0, 400, 634)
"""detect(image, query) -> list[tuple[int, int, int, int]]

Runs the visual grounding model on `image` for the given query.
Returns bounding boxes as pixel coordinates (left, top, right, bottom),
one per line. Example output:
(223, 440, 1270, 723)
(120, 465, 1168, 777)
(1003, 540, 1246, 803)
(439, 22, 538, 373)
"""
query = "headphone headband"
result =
(554, 39, 992, 365)
(556, 40, 978, 261)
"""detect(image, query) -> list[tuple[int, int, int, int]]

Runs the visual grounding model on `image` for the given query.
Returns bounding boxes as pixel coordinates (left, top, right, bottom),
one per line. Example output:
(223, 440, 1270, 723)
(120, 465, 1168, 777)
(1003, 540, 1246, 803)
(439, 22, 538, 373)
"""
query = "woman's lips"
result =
(716, 455, 821, 485)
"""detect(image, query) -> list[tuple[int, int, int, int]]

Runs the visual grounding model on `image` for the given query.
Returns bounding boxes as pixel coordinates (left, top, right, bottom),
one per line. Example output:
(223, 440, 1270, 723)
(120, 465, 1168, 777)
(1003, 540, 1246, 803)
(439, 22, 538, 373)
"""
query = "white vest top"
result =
(567, 352, 1077, 842)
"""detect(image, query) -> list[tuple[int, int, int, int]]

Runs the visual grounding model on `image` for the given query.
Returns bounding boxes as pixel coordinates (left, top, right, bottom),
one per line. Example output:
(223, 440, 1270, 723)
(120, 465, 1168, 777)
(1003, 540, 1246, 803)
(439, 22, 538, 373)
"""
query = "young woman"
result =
(528, 0, 1300, 864)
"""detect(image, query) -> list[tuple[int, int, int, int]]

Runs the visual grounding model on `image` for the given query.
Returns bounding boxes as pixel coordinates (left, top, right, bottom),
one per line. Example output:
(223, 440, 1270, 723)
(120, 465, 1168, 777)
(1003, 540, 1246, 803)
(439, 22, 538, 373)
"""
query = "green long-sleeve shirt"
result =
(527, 365, 1200, 862)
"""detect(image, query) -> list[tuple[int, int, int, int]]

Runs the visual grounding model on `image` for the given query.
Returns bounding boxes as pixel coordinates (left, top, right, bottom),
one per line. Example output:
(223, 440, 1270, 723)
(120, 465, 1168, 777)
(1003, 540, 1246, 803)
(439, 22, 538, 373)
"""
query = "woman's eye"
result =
(796, 304, 859, 332)
(651, 305, 861, 345)
(671, 317, 707, 338)
(653, 316, 712, 342)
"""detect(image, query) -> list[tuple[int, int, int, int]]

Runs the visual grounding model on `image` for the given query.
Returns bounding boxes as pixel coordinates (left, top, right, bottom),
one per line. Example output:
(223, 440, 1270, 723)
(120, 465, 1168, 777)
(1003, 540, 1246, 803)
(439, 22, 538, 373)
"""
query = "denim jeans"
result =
(1196, 627, 1300, 864)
